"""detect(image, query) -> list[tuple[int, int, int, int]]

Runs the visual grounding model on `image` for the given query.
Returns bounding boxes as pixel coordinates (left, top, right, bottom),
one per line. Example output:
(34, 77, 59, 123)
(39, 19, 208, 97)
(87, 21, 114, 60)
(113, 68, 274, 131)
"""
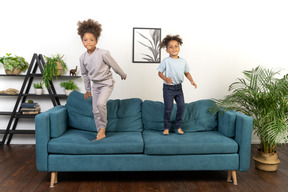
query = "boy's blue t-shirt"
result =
(157, 57, 190, 85)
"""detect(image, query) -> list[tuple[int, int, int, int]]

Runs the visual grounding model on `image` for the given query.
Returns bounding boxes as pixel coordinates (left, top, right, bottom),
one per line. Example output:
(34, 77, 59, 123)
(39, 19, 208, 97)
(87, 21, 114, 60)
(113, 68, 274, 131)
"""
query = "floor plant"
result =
(210, 66, 288, 170)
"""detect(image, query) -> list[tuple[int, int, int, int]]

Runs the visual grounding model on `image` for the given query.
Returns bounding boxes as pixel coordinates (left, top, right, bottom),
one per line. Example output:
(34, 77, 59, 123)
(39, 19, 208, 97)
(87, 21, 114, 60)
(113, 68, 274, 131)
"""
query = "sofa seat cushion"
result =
(48, 129, 144, 154)
(143, 130, 238, 155)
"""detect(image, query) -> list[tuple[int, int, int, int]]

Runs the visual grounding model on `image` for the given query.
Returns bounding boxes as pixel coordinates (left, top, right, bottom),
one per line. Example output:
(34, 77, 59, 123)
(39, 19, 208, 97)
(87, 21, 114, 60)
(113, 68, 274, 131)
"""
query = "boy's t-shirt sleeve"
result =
(184, 60, 190, 73)
(157, 59, 166, 73)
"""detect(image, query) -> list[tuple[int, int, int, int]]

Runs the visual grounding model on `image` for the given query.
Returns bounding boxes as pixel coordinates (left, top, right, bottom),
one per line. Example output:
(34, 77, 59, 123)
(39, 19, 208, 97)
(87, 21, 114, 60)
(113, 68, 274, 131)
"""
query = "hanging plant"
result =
(43, 54, 68, 88)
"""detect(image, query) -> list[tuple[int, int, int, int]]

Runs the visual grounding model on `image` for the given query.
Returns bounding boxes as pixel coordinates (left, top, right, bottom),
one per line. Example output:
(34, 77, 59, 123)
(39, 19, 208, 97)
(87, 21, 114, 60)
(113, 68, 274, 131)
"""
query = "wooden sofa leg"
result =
(227, 170, 237, 185)
(50, 172, 58, 188)
(231, 170, 238, 185)
(55, 172, 58, 184)
(227, 170, 232, 183)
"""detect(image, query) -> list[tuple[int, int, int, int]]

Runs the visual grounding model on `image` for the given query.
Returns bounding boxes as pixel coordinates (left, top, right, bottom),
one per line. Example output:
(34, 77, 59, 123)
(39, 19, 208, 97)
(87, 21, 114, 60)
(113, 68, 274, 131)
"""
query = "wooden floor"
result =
(0, 144, 288, 192)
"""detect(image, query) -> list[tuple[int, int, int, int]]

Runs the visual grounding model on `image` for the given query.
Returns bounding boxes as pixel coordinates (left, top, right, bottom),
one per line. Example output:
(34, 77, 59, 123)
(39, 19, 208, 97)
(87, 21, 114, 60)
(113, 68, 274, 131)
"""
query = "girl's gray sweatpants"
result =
(92, 79, 114, 132)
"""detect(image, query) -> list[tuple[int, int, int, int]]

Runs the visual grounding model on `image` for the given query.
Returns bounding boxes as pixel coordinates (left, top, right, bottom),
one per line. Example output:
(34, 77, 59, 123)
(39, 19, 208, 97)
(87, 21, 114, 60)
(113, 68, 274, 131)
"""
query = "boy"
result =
(157, 35, 197, 135)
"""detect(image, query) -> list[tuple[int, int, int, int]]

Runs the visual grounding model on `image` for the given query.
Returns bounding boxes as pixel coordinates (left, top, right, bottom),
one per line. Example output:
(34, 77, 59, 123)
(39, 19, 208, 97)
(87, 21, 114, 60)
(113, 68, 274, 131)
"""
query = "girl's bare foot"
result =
(95, 134, 105, 141)
(94, 128, 106, 141)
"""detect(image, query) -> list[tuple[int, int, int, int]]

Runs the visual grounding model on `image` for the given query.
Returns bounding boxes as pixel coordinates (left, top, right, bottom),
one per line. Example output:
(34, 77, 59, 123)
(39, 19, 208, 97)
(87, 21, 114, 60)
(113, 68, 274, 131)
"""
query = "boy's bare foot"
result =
(177, 128, 184, 135)
(163, 129, 169, 135)
(93, 128, 106, 141)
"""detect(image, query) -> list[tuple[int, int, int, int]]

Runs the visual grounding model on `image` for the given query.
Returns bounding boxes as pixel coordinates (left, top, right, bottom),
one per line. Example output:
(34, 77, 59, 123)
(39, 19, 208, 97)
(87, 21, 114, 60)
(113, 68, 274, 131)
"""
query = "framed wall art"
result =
(132, 27, 161, 63)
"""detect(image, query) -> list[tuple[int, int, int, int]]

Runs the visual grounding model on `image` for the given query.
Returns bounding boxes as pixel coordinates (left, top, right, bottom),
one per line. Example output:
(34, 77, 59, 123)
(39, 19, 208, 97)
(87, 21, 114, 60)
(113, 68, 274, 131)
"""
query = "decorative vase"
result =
(65, 89, 73, 96)
(34, 88, 43, 95)
(253, 148, 280, 171)
(5, 68, 21, 75)
(56, 61, 63, 76)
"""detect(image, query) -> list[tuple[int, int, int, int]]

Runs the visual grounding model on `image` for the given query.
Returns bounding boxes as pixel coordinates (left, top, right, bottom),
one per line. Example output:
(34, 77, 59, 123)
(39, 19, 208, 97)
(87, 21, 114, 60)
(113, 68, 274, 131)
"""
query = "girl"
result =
(157, 35, 197, 135)
(77, 19, 127, 140)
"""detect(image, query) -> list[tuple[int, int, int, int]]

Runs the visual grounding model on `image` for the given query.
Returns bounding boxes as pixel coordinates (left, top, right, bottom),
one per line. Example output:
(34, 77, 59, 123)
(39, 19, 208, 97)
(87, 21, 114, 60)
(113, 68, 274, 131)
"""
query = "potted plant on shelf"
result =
(43, 54, 68, 88)
(210, 66, 288, 171)
(0, 53, 29, 75)
(33, 82, 44, 95)
(60, 80, 79, 96)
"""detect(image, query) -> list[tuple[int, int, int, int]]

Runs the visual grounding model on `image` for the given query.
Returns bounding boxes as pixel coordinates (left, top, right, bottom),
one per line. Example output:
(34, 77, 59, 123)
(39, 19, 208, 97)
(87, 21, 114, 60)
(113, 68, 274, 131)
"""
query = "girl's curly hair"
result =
(160, 35, 183, 49)
(77, 19, 102, 40)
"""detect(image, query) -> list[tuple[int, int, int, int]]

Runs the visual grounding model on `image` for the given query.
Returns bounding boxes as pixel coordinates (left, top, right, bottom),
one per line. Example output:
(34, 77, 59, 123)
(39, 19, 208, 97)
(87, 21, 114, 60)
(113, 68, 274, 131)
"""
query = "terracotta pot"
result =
(5, 68, 21, 75)
(56, 61, 63, 76)
(253, 148, 280, 171)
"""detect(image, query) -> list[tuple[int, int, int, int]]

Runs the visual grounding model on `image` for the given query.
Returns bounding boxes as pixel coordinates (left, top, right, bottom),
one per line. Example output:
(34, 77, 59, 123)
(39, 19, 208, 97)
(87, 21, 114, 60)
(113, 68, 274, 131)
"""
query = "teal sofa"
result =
(35, 91, 253, 188)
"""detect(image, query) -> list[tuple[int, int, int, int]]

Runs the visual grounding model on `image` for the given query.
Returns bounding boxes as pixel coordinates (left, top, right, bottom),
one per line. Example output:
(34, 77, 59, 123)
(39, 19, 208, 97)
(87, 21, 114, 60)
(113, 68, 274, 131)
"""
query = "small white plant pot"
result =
(65, 89, 73, 96)
(34, 88, 43, 95)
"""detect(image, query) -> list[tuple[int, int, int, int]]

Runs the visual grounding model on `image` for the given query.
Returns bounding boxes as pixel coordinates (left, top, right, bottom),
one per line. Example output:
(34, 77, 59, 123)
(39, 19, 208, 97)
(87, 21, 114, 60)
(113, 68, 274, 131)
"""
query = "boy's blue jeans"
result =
(163, 84, 185, 130)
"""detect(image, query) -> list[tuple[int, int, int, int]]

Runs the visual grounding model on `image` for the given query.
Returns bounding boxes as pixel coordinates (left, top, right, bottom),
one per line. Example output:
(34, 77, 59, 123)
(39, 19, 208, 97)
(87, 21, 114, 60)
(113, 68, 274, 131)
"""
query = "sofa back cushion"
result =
(142, 99, 217, 132)
(66, 91, 143, 132)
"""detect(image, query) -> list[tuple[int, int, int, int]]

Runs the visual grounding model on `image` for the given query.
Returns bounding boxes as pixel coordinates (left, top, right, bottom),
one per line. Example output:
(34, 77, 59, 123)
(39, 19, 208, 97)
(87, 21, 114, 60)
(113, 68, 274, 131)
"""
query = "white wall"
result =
(1, 0, 288, 144)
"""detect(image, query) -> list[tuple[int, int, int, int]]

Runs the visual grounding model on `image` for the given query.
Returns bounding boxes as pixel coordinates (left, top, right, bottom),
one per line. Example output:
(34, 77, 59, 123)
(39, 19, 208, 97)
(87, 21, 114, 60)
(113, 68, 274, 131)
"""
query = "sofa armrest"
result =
(35, 105, 67, 171)
(234, 112, 253, 171)
(218, 110, 237, 137)
(218, 110, 253, 171)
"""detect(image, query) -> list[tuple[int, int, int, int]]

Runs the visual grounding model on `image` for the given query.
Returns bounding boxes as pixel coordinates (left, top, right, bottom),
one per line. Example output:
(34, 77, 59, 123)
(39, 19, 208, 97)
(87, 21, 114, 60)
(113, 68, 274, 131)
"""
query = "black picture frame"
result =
(132, 27, 161, 63)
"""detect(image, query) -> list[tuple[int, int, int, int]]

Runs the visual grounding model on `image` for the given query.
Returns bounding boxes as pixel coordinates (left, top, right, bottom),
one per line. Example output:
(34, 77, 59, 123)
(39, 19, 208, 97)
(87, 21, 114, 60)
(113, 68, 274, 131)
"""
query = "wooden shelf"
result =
(0, 94, 19, 96)
(0, 93, 68, 98)
(0, 112, 40, 117)
(0, 112, 13, 115)
(0, 130, 35, 134)
(0, 74, 27, 77)
(0, 74, 80, 78)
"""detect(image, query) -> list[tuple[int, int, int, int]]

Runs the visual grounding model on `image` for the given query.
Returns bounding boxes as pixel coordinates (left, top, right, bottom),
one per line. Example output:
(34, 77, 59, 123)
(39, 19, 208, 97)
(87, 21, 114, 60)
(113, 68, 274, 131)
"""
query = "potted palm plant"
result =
(210, 66, 288, 171)
(60, 80, 79, 96)
(33, 82, 44, 95)
(0, 53, 29, 75)
(43, 54, 67, 88)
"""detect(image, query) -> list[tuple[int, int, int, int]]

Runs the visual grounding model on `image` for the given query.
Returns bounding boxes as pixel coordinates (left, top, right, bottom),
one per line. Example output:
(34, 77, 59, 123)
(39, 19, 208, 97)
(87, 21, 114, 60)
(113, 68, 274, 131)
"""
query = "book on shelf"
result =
(20, 103, 40, 114)
(20, 107, 41, 112)
(20, 103, 39, 108)
(21, 111, 40, 115)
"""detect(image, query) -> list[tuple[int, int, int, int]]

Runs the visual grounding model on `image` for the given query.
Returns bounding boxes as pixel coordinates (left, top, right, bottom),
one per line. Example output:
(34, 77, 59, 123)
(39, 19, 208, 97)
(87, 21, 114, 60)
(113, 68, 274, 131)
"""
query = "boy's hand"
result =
(165, 77, 173, 85)
(191, 81, 197, 89)
(158, 72, 173, 85)
(184, 72, 197, 89)
(84, 92, 92, 100)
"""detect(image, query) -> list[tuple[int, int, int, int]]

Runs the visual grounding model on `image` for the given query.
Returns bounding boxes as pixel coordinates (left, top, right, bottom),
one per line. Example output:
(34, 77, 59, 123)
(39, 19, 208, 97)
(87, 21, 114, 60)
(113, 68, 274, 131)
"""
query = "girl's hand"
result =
(165, 77, 173, 85)
(122, 74, 127, 80)
(84, 92, 92, 100)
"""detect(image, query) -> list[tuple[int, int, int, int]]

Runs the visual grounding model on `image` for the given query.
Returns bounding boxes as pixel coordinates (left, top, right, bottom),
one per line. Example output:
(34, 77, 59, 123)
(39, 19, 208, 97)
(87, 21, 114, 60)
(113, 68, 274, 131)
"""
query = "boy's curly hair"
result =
(160, 35, 183, 49)
(77, 19, 102, 40)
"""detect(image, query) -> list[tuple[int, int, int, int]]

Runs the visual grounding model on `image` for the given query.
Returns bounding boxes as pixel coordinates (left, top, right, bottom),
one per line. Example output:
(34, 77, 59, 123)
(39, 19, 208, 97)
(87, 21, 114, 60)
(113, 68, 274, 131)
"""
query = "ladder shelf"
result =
(0, 53, 80, 147)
